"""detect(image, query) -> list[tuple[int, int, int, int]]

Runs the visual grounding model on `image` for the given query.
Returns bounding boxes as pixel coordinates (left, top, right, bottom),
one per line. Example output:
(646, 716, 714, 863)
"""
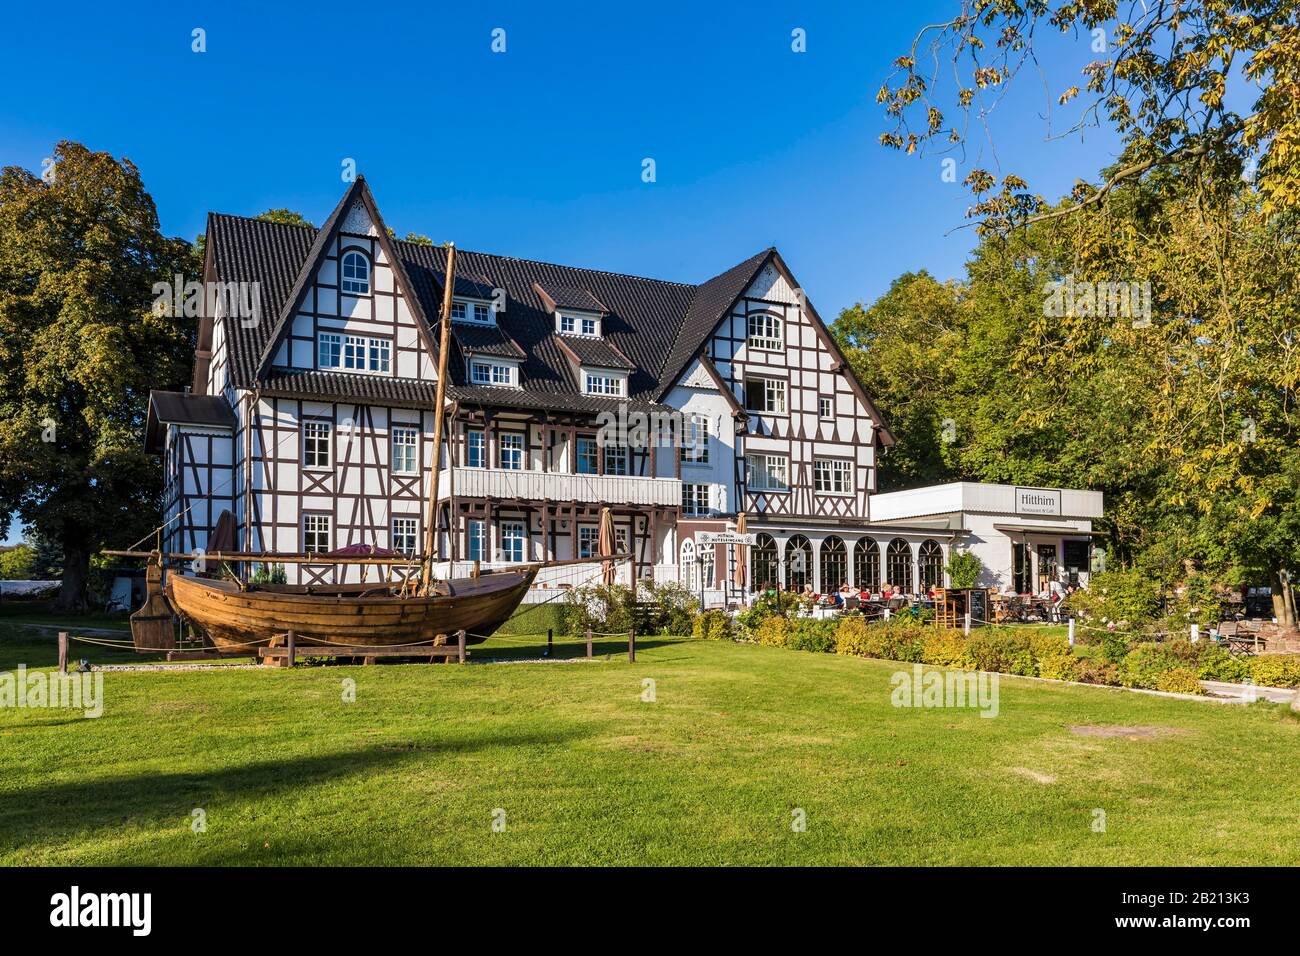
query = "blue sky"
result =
(0, 0, 1123, 545)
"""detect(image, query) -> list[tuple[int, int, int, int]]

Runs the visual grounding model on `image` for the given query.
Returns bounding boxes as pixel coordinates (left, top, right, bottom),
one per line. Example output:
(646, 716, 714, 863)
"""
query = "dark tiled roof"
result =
(534, 283, 608, 313)
(654, 248, 772, 401)
(452, 323, 526, 359)
(448, 385, 669, 416)
(205, 196, 793, 415)
(146, 390, 236, 452)
(260, 368, 440, 408)
(554, 334, 634, 371)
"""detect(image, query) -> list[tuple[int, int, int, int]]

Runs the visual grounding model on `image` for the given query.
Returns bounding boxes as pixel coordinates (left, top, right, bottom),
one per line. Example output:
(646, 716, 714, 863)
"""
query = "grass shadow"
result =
(0, 728, 589, 855)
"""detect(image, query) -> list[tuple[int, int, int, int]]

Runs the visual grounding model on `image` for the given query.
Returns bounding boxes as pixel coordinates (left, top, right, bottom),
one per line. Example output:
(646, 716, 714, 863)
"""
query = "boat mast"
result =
(422, 243, 457, 595)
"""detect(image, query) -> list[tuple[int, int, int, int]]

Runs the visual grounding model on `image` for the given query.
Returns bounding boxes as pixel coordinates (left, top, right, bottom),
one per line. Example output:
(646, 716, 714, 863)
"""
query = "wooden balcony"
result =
(438, 466, 682, 507)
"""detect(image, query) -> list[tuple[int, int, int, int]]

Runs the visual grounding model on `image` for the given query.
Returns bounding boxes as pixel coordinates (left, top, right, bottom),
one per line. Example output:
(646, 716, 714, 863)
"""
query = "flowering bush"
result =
(1065, 568, 1160, 631)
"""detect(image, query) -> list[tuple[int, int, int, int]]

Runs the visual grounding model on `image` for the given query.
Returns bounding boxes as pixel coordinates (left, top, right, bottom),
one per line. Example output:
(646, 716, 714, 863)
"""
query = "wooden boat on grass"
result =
(165, 565, 538, 652)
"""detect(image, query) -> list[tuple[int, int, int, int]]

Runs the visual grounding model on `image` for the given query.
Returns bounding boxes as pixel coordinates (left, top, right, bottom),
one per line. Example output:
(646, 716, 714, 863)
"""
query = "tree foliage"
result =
(0, 143, 196, 610)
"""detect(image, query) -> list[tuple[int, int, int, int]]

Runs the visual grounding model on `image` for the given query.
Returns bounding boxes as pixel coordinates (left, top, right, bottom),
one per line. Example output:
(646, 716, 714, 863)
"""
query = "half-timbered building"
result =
(147, 177, 1101, 601)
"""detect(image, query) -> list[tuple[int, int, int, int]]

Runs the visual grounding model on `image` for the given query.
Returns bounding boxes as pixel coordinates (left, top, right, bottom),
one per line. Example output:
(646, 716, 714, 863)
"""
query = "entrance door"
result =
(1037, 543, 1058, 593)
(1012, 542, 1031, 594)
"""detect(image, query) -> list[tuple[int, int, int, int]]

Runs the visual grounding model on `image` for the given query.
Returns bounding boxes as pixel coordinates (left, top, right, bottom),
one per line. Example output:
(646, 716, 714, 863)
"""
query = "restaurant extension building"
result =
(145, 178, 1103, 604)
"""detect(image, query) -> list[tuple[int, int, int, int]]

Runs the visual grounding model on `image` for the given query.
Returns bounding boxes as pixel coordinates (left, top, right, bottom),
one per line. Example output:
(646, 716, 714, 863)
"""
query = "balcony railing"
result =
(438, 466, 682, 507)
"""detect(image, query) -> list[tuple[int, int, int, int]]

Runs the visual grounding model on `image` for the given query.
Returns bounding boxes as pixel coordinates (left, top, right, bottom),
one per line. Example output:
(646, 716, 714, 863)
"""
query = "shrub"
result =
(876, 623, 927, 663)
(637, 580, 699, 635)
(1065, 568, 1160, 630)
(1075, 657, 1121, 686)
(753, 615, 792, 648)
(692, 609, 734, 642)
(1195, 645, 1250, 683)
(1037, 653, 1080, 681)
(1118, 642, 1182, 689)
(1249, 655, 1300, 688)
(789, 619, 837, 653)
(736, 590, 800, 631)
(1168, 572, 1223, 631)
(834, 617, 874, 657)
(922, 630, 970, 668)
(943, 550, 983, 589)
(964, 630, 1032, 674)
(1154, 667, 1203, 695)
(562, 583, 637, 637)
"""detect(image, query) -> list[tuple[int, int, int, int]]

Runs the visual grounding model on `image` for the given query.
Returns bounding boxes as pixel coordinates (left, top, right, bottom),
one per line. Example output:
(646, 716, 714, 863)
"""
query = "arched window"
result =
(919, 539, 944, 590)
(854, 539, 880, 593)
(915, 538, 946, 590)
(886, 538, 913, 593)
(752, 533, 779, 590)
(819, 536, 847, 592)
(786, 534, 812, 592)
(680, 539, 695, 591)
(341, 250, 371, 295)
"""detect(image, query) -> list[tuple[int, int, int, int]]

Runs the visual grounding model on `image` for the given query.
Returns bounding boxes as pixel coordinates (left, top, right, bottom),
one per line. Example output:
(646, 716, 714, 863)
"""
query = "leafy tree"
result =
(0, 142, 196, 611)
(257, 208, 314, 228)
(0, 544, 36, 580)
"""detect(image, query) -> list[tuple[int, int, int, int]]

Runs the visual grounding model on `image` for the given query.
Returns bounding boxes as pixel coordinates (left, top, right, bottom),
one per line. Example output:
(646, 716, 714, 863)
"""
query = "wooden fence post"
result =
(586, 628, 593, 659)
(546, 627, 553, 658)
(457, 629, 467, 663)
(1068, 618, 1076, 647)
(286, 629, 296, 668)
(628, 629, 635, 663)
(58, 632, 68, 675)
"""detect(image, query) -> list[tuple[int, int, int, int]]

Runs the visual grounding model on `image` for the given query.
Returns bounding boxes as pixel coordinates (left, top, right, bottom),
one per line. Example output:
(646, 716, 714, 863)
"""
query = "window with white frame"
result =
(747, 311, 783, 350)
(578, 526, 599, 559)
(470, 361, 515, 387)
(391, 427, 417, 474)
(341, 250, 370, 295)
(603, 443, 628, 476)
(744, 376, 787, 414)
(325, 333, 390, 373)
(391, 516, 418, 554)
(302, 421, 331, 469)
(466, 429, 485, 468)
(682, 483, 711, 516)
(557, 312, 600, 337)
(467, 519, 486, 561)
(498, 432, 524, 470)
(814, 458, 853, 495)
(682, 415, 710, 463)
(500, 520, 526, 562)
(452, 299, 494, 325)
(575, 436, 598, 474)
(302, 513, 332, 553)
(615, 526, 629, 557)
(747, 453, 789, 492)
(318, 332, 342, 369)
(583, 370, 624, 396)
(819, 396, 833, 419)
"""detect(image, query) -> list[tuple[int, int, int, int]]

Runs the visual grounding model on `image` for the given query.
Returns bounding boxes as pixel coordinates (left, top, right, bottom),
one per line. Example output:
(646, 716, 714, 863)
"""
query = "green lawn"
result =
(1, 619, 1297, 865)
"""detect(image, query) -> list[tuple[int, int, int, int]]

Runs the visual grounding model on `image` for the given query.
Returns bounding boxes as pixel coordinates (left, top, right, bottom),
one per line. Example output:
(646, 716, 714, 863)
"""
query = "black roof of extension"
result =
(145, 390, 237, 452)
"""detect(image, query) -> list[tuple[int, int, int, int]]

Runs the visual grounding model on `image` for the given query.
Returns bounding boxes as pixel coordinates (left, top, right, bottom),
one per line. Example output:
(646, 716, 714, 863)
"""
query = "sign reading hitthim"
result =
(1014, 487, 1062, 517)
(696, 532, 758, 546)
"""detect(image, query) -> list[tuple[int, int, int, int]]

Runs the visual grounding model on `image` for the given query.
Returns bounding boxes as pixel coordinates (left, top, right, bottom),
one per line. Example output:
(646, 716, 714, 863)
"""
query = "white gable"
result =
(340, 201, 379, 237)
(678, 357, 716, 389)
(745, 261, 800, 304)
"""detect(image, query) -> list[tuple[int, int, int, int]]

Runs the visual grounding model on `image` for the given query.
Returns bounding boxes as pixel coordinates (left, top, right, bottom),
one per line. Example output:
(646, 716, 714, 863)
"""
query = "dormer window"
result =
(341, 250, 371, 295)
(469, 359, 519, 388)
(452, 298, 495, 325)
(583, 369, 625, 396)
(557, 311, 601, 338)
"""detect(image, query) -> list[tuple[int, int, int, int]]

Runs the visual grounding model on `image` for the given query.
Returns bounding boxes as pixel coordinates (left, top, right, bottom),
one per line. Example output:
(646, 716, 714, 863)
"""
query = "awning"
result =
(993, 524, 1102, 537)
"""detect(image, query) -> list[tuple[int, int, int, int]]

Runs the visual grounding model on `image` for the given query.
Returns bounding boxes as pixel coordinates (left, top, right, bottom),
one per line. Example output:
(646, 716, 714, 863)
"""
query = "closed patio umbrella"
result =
(733, 512, 748, 590)
(598, 506, 617, 585)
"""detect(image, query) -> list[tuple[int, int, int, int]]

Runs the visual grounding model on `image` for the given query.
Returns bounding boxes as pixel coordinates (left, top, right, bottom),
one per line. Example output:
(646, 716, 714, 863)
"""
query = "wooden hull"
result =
(165, 568, 537, 652)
